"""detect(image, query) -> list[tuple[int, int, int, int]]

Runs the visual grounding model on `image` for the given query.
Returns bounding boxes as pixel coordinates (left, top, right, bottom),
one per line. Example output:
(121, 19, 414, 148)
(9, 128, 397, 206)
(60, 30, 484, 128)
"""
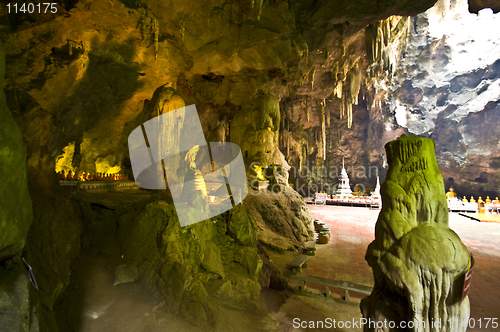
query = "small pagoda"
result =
(371, 175, 381, 202)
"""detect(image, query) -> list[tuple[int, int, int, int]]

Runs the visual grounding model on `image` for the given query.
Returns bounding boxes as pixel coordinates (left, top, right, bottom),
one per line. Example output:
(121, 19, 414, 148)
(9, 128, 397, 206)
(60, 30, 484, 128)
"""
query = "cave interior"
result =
(0, 0, 499, 331)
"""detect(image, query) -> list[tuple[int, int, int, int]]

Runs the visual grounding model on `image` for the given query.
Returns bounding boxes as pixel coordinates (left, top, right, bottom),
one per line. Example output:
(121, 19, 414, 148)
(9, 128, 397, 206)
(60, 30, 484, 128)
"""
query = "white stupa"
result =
(337, 158, 353, 200)
(371, 175, 381, 202)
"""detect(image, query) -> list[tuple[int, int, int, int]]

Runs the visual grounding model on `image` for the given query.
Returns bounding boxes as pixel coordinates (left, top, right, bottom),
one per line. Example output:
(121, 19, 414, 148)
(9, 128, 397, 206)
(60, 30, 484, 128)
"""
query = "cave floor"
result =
(303, 205, 500, 332)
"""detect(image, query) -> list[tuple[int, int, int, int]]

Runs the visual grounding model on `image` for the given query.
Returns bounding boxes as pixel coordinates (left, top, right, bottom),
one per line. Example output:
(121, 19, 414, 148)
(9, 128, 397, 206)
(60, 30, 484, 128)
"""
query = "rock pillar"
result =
(361, 135, 470, 331)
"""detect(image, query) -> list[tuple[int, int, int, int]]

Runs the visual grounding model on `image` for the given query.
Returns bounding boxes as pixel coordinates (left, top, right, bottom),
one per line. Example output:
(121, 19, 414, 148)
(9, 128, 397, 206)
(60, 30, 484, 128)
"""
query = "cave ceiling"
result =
(0, 0, 498, 198)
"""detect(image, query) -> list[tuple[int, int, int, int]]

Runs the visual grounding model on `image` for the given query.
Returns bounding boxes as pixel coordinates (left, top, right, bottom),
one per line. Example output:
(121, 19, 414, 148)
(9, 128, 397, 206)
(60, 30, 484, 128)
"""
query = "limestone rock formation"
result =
(245, 186, 314, 252)
(0, 40, 32, 263)
(387, 0, 500, 198)
(117, 200, 265, 328)
(361, 135, 470, 331)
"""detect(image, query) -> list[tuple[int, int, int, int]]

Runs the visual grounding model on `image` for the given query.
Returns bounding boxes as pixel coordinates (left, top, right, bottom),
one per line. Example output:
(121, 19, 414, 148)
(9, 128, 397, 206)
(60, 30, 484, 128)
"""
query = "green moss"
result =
(0, 40, 32, 261)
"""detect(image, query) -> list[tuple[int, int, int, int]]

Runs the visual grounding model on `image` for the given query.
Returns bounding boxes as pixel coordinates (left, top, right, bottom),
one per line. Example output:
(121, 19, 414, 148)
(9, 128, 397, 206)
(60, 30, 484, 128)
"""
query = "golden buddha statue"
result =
(478, 196, 485, 213)
(493, 197, 500, 205)
(486, 196, 492, 204)
(445, 187, 457, 200)
(462, 196, 468, 203)
(470, 196, 476, 203)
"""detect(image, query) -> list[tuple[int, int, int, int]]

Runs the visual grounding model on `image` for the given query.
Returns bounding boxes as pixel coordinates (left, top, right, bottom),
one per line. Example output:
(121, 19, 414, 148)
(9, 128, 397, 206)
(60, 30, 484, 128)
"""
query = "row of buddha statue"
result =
(461, 195, 499, 204)
(446, 187, 499, 205)
(57, 170, 128, 182)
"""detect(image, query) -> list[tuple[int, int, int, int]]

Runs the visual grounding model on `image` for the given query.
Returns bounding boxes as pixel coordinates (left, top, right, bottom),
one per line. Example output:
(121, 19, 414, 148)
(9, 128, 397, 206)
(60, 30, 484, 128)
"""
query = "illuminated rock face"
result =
(361, 135, 470, 331)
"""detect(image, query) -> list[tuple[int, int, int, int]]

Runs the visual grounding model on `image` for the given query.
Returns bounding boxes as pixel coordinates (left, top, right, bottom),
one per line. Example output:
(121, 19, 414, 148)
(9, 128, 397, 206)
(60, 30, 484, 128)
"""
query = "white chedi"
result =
(337, 158, 353, 200)
(371, 175, 381, 203)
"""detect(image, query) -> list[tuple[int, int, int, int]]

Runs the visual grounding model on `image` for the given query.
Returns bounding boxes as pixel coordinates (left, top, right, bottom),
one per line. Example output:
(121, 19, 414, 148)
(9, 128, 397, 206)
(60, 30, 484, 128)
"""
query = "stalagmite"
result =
(361, 135, 470, 332)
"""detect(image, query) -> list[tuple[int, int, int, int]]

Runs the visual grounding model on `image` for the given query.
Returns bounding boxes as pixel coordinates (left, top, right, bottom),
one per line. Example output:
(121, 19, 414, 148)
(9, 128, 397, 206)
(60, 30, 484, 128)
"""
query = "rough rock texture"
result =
(117, 200, 265, 329)
(0, 262, 38, 332)
(0, 40, 32, 263)
(245, 187, 314, 252)
(361, 135, 470, 331)
(386, 0, 500, 198)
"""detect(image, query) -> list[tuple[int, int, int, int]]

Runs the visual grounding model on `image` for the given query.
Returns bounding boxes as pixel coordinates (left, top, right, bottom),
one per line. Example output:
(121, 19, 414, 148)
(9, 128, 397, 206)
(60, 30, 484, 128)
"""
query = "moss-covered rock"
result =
(0, 40, 32, 262)
(117, 200, 264, 328)
(227, 203, 258, 247)
(362, 135, 470, 331)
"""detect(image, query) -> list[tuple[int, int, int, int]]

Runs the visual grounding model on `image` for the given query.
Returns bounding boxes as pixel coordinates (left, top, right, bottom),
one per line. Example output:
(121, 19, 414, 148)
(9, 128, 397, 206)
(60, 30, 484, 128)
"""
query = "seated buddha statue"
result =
(66, 170, 73, 181)
(58, 170, 66, 180)
(445, 187, 457, 200)
(470, 196, 476, 203)
(493, 197, 499, 205)
(462, 196, 468, 203)
(478, 196, 484, 204)
(486, 196, 492, 204)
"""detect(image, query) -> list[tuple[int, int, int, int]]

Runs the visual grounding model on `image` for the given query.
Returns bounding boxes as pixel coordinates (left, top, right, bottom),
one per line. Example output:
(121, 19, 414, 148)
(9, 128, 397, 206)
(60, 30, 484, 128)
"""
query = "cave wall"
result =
(0, 39, 35, 332)
(0, 40, 32, 264)
(386, 0, 500, 198)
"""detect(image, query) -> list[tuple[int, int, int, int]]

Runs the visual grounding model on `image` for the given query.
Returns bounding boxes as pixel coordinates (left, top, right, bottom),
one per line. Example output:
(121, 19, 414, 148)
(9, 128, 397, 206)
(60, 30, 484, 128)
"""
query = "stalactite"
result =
(320, 100, 326, 160)
(326, 100, 330, 127)
(287, 133, 290, 159)
(256, 0, 263, 20)
(153, 17, 159, 61)
(348, 66, 361, 105)
(334, 81, 342, 98)
(339, 97, 344, 120)
(305, 96, 309, 122)
(347, 102, 352, 129)
(338, 38, 345, 57)
(281, 100, 285, 130)
(309, 67, 316, 90)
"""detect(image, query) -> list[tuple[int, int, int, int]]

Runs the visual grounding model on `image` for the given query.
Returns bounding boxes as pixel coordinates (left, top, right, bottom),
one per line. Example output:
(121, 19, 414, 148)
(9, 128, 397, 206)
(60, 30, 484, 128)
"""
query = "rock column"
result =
(361, 135, 470, 331)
